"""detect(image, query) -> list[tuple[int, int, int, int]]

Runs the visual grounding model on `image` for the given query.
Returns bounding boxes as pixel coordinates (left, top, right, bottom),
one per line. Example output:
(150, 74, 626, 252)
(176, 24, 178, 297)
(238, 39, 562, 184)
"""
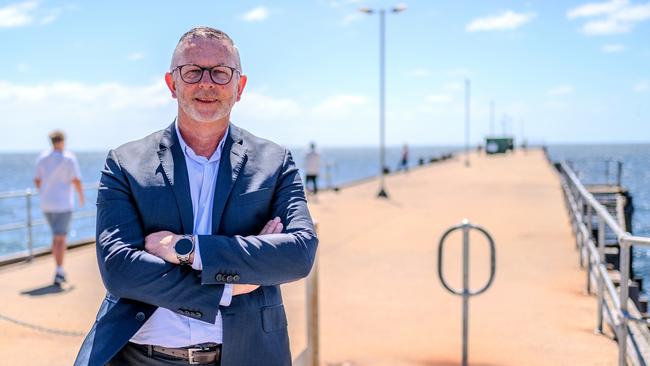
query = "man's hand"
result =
(144, 216, 283, 268)
(144, 231, 181, 264)
(232, 216, 283, 296)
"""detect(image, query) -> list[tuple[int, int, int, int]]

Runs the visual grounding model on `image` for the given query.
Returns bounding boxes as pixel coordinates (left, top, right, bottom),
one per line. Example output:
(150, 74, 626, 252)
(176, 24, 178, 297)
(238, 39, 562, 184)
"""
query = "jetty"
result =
(0, 149, 644, 365)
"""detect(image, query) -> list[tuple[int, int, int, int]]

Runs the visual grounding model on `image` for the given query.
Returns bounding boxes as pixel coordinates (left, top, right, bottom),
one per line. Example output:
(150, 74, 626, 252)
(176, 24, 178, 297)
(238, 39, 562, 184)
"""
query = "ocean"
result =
(1, 144, 648, 292)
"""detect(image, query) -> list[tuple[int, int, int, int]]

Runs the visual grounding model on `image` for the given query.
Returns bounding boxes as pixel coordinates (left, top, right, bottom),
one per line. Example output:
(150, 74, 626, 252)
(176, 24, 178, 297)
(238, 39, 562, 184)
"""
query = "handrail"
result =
(0, 183, 99, 262)
(558, 161, 650, 365)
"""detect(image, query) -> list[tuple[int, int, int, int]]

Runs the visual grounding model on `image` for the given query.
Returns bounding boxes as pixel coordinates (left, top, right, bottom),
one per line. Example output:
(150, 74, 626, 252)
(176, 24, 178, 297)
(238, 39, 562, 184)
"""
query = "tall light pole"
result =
(489, 100, 495, 136)
(360, 4, 407, 199)
(464, 78, 470, 167)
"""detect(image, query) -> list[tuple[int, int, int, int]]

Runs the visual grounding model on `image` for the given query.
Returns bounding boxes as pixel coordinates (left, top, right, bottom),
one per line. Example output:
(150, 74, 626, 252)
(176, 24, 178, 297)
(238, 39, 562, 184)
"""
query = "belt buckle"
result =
(187, 347, 204, 365)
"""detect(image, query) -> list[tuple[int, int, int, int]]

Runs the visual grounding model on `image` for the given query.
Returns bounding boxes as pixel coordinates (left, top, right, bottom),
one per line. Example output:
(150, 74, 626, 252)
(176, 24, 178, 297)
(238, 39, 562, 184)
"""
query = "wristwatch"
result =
(174, 235, 195, 265)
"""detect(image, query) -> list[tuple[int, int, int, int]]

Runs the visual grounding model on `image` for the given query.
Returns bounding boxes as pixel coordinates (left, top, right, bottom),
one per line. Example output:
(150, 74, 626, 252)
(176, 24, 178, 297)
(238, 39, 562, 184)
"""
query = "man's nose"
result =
(197, 70, 216, 86)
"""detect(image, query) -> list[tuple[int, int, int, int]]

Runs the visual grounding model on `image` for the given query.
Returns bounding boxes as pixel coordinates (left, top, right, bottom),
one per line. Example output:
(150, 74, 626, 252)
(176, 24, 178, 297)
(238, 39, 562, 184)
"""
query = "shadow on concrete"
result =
(20, 284, 75, 296)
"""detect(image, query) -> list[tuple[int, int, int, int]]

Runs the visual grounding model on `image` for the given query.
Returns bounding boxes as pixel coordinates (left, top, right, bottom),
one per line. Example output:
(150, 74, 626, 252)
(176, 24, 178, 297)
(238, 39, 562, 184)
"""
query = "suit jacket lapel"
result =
(157, 122, 194, 234)
(212, 125, 247, 234)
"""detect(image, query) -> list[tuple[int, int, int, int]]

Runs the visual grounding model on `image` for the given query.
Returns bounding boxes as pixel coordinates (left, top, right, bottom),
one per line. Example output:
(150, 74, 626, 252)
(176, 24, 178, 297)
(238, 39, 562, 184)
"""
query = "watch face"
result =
(175, 238, 193, 256)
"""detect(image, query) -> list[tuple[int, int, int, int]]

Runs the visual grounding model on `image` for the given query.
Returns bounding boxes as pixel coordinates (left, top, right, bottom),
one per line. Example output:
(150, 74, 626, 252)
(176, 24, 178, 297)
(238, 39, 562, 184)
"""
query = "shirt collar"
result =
(175, 119, 229, 165)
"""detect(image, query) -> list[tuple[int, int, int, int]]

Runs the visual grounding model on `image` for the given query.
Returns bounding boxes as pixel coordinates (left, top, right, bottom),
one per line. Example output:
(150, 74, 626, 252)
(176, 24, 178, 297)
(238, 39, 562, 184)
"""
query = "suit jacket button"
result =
(226, 275, 233, 283)
(215, 274, 223, 281)
(177, 309, 184, 314)
(135, 312, 145, 321)
(233, 275, 240, 282)
(195, 312, 202, 318)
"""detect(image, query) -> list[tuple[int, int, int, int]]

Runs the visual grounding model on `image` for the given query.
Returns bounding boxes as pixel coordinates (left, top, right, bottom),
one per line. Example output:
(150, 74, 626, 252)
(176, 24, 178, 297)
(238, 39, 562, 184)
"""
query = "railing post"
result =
(25, 189, 34, 262)
(306, 224, 320, 366)
(618, 238, 630, 366)
(596, 217, 605, 333)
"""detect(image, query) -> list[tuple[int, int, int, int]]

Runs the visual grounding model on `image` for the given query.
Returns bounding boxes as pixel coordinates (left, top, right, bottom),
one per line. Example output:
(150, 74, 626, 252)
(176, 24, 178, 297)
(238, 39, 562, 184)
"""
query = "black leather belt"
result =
(131, 342, 221, 365)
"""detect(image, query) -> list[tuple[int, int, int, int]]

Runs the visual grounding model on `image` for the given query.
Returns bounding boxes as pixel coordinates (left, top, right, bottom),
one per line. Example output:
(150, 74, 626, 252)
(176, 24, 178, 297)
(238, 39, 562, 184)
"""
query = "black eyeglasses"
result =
(171, 64, 240, 85)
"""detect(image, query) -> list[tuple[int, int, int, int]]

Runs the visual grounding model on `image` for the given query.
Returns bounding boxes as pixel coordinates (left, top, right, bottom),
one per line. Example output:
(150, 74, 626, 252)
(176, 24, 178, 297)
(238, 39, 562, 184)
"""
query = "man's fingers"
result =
(259, 217, 282, 235)
(260, 219, 273, 235)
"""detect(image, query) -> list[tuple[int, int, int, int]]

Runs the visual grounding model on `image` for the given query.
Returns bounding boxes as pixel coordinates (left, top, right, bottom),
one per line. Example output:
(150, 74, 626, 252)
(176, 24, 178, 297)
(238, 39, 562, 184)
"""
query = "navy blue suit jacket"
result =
(74, 122, 318, 366)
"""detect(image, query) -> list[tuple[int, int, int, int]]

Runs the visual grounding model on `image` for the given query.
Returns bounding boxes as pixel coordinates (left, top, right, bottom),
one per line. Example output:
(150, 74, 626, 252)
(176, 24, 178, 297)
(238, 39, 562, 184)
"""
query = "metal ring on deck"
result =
(437, 219, 496, 297)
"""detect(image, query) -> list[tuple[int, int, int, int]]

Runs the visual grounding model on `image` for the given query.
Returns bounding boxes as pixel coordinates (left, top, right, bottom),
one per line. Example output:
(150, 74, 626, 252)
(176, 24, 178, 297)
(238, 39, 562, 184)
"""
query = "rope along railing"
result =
(559, 161, 650, 366)
(0, 312, 85, 337)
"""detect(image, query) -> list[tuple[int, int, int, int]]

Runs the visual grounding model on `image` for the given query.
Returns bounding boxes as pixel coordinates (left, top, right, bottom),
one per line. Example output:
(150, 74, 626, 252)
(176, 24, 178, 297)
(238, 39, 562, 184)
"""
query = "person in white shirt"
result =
(34, 130, 85, 285)
(304, 142, 321, 195)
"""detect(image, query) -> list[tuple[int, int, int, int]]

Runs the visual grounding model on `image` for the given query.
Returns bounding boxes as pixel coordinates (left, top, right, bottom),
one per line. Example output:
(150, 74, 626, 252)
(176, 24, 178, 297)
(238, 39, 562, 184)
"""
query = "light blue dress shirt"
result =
(130, 122, 233, 347)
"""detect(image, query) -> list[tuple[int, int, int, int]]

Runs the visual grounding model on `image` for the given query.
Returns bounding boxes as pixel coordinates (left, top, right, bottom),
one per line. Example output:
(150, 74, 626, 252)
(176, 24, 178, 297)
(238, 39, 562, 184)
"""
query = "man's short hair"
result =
(172, 26, 242, 71)
(49, 130, 65, 144)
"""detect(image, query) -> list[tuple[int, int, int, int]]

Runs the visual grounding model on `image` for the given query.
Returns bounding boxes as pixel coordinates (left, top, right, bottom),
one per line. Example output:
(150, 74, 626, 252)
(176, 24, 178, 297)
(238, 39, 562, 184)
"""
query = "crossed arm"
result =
(144, 217, 285, 296)
(96, 148, 317, 322)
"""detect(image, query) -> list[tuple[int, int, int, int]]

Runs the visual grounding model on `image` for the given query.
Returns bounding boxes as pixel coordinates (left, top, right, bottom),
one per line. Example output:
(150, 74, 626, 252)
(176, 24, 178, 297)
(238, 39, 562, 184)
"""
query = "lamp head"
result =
(392, 3, 407, 13)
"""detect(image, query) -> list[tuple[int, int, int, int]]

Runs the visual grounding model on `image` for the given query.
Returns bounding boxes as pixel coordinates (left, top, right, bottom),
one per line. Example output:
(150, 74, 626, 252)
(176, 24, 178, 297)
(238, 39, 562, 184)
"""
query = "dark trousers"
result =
(107, 343, 219, 366)
(306, 175, 318, 194)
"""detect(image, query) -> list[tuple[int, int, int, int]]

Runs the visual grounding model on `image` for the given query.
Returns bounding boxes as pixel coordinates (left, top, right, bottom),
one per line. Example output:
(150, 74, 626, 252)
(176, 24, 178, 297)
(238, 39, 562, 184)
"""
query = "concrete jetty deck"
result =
(0, 149, 619, 365)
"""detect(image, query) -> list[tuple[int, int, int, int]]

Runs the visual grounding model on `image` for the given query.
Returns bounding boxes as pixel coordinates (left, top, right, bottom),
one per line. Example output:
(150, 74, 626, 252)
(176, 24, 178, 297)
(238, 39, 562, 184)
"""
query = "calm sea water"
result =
(0, 146, 458, 257)
(1, 144, 648, 293)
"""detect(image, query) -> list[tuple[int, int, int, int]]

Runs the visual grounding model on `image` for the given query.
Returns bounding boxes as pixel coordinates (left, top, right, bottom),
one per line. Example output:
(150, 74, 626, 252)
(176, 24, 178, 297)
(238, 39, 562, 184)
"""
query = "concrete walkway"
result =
(0, 149, 618, 365)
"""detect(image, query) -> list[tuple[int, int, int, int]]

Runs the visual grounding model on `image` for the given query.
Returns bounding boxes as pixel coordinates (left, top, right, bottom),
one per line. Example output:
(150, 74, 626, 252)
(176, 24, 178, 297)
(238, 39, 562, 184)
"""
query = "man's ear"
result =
(236, 74, 248, 102)
(165, 73, 177, 98)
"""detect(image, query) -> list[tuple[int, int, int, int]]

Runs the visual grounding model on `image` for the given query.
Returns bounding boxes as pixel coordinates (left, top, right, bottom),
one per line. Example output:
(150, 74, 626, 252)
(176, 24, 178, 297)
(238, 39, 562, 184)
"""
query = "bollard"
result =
(438, 219, 496, 366)
(26, 189, 34, 262)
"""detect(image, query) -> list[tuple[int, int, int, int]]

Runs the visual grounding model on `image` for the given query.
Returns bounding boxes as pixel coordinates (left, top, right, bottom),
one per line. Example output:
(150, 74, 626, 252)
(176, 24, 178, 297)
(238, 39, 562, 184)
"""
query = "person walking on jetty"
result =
(398, 143, 409, 172)
(74, 27, 318, 366)
(34, 130, 84, 286)
(304, 142, 321, 195)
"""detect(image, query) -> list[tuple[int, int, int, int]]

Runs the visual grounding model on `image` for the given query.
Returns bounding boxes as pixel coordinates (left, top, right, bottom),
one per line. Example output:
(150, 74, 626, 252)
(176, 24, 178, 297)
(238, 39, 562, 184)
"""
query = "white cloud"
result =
(405, 68, 431, 78)
(0, 79, 171, 109)
(602, 43, 626, 52)
(426, 94, 453, 104)
(566, 0, 628, 19)
(0, 78, 177, 151)
(634, 80, 649, 92)
(235, 92, 302, 121)
(311, 94, 368, 115)
(127, 52, 146, 61)
(241, 6, 269, 22)
(567, 0, 650, 35)
(0, 1, 38, 27)
(0, 1, 60, 27)
(547, 85, 574, 96)
(466, 10, 536, 32)
(582, 17, 632, 34)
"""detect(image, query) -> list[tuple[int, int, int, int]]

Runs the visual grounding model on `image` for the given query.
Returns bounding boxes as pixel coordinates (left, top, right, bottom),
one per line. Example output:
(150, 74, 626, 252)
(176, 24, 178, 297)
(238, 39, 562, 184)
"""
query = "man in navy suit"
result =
(74, 26, 318, 366)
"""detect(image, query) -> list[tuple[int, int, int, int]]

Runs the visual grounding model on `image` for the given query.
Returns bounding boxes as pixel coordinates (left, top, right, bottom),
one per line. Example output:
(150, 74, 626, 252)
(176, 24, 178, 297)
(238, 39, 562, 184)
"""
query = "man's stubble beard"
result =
(180, 99, 233, 123)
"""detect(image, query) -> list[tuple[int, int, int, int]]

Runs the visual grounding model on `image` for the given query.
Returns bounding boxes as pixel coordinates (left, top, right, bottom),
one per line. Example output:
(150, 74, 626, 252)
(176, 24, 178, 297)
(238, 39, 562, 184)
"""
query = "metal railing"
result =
(0, 183, 98, 263)
(567, 159, 623, 187)
(559, 162, 650, 365)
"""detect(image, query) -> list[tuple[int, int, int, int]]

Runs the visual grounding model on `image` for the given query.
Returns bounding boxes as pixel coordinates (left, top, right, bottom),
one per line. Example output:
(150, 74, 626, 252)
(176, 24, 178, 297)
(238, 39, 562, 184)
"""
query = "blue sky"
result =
(0, 0, 648, 151)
